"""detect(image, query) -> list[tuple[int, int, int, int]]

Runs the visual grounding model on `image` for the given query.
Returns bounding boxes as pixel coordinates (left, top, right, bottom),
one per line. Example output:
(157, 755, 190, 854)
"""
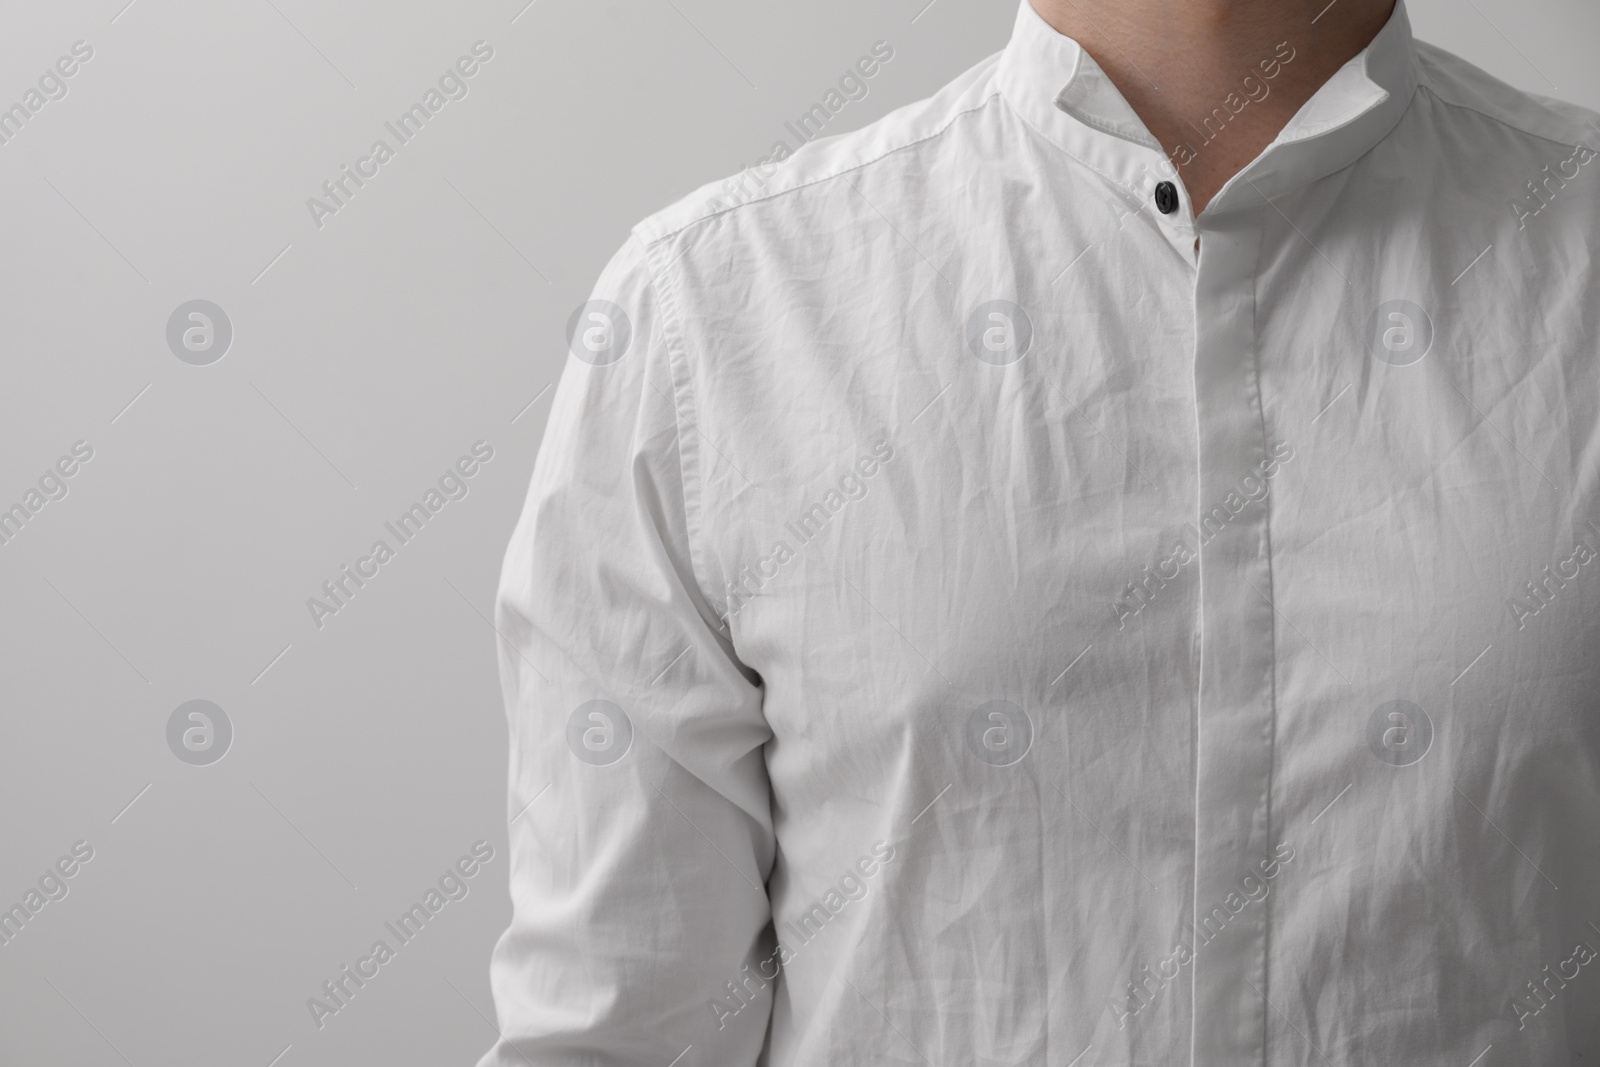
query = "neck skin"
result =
(1029, 0, 1396, 215)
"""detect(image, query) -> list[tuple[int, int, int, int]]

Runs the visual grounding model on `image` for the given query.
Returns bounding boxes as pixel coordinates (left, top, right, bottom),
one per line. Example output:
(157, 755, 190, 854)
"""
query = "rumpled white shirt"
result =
(481, 2, 1600, 1063)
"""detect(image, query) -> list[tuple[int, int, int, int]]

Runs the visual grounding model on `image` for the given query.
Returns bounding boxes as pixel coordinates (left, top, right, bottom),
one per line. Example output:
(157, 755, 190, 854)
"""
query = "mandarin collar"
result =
(995, 0, 1420, 218)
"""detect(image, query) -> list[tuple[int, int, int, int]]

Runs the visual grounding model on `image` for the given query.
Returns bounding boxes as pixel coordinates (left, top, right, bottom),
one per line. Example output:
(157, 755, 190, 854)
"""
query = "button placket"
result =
(1187, 207, 1278, 1066)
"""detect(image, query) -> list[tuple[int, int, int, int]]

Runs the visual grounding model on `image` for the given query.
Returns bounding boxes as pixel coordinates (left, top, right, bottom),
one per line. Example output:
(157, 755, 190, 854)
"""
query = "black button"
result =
(1154, 181, 1179, 215)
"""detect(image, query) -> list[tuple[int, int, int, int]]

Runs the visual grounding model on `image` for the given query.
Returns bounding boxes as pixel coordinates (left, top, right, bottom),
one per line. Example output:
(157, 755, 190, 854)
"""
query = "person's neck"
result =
(1029, 0, 1396, 215)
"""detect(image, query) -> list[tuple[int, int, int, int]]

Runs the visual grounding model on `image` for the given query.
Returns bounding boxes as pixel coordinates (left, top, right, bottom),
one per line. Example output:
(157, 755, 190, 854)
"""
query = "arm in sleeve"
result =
(478, 232, 775, 1066)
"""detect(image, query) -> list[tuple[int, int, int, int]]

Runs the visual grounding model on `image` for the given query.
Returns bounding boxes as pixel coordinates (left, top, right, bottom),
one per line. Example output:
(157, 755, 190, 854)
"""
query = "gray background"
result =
(0, 1, 1593, 1064)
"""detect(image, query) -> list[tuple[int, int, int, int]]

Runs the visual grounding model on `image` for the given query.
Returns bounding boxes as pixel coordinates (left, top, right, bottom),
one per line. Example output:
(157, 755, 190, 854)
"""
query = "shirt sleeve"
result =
(478, 233, 775, 1065)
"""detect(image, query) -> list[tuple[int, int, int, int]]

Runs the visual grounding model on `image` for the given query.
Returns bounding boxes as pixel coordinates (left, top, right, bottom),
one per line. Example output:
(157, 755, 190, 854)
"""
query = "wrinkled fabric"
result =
(481, 3, 1600, 1064)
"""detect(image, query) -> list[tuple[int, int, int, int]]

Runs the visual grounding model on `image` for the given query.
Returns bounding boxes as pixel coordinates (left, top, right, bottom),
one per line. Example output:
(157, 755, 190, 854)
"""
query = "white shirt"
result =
(482, 2, 1600, 1063)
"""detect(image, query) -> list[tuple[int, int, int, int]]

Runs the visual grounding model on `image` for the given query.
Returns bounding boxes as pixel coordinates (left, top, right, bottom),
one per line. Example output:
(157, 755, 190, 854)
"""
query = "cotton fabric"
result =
(482, 3, 1600, 1063)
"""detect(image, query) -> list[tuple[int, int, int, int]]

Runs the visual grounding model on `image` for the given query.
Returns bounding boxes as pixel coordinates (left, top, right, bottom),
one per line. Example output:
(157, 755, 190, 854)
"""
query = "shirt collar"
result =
(995, 0, 1420, 218)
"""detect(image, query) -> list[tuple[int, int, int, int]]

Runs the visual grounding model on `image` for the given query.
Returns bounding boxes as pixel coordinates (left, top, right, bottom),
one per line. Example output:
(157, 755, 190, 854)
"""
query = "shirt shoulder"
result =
(629, 50, 1006, 249)
(1412, 38, 1600, 150)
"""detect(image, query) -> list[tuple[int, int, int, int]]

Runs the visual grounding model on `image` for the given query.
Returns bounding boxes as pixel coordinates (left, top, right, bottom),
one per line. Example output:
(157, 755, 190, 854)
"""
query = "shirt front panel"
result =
(664, 99, 1207, 1064)
(1251, 83, 1600, 1063)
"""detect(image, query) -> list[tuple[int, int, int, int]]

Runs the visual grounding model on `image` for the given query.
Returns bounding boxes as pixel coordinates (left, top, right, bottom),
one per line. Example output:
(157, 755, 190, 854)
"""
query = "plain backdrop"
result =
(0, 1, 1594, 1064)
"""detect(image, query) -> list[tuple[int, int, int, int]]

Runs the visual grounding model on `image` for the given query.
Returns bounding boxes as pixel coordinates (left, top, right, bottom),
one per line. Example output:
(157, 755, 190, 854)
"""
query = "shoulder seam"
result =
(1414, 66, 1592, 153)
(635, 87, 1005, 249)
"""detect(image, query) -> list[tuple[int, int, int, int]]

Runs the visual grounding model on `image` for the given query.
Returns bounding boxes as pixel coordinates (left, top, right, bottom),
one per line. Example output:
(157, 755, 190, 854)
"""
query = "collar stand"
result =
(996, 0, 1420, 216)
